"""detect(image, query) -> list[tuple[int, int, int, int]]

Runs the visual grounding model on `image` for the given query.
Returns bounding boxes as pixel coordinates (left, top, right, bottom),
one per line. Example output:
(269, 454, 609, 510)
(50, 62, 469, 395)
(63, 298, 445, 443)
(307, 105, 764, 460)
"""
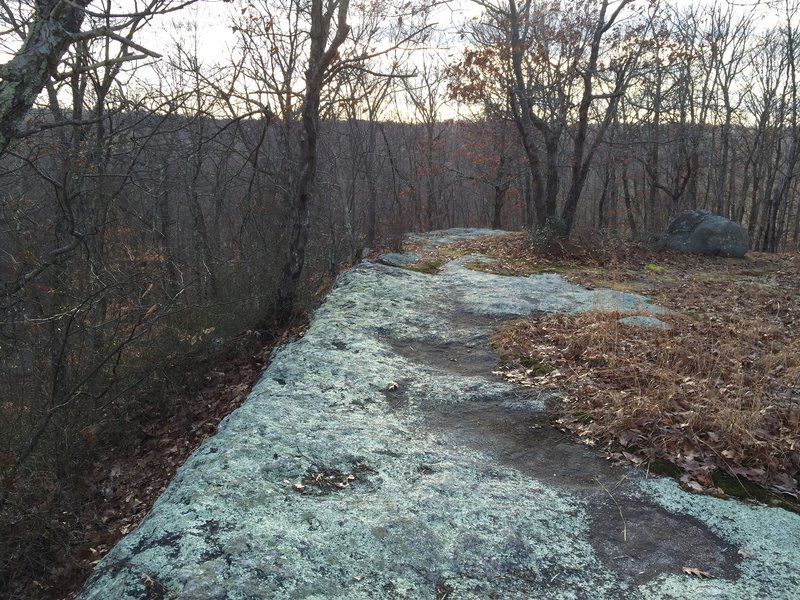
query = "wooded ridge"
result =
(2, 0, 800, 596)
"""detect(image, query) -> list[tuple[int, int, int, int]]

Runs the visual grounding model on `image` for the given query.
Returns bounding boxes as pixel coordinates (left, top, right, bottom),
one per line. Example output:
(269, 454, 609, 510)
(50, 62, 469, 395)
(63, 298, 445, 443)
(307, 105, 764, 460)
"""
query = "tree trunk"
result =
(622, 164, 638, 238)
(524, 172, 536, 229)
(544, 133, 560, 220)
(561, 0, 631, 234)
(272, 0, 350, 326)
(273, 104, 319, 325)
(364, 123, 379, 247)
(492, 185, 508, 229)
(597, 166, 613, 230)
(0, 0, 91, 156)
(507, 0, 551, 227)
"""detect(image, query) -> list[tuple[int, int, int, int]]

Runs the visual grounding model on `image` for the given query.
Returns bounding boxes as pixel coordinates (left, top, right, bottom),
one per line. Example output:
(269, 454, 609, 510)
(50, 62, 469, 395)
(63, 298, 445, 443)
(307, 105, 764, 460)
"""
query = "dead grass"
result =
(481, 233, 799, 506)
(392, 246, 472, 275)
(463, 257, 564, 276)
(402, 257, 449, 274)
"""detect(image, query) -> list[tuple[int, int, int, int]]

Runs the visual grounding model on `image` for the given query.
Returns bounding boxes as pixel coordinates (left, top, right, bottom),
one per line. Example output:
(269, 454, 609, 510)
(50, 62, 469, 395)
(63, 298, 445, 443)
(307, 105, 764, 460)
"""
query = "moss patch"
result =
(519, 357, 554, 375)
(647, 459, 683, 478)
(681, 309, 706, 321)
(586, 279, 649, 293)
(439, 248, 472, 260)
(643, 462, 800, 514)
(712, 471, 800, 514)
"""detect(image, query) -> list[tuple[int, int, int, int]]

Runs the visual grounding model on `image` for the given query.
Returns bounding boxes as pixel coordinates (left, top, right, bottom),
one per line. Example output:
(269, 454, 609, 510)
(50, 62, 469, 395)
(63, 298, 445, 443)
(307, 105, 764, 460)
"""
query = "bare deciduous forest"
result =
(1, 0, 799, 596)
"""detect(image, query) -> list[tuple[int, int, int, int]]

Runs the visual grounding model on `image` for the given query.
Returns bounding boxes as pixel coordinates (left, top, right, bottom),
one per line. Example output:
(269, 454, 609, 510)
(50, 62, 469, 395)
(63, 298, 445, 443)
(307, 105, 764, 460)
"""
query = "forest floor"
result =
(32, 324, 308, 600)
(76, 229, 800, 600)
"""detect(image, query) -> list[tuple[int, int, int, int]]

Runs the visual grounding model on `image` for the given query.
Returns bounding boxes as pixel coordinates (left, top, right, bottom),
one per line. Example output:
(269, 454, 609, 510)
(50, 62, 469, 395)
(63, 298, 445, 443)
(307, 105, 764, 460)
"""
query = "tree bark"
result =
(507, 0, 549, 227)
(492, 184, 509, 229)
(0, 0, 91, 156)
(622, 163, 638, 238)
(561, 0, 632, 233)
(273, 0, 350, 326)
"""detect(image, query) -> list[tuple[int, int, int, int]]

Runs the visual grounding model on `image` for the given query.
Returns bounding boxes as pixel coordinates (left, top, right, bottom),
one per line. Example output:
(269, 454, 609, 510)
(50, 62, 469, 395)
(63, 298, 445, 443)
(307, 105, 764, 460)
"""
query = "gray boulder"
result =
(659, 209, 749, 258)
(377, 252, 422, 267)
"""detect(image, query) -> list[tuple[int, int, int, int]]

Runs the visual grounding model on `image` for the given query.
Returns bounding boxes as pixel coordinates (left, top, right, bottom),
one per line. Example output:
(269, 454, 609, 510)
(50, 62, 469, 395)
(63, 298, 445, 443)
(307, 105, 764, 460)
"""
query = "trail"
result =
(81, 229, 800, 599)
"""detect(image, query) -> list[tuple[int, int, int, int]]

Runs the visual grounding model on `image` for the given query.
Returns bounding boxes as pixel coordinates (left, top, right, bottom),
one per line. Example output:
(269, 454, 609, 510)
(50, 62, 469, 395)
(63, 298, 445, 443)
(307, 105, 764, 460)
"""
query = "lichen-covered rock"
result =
(660, 209, 749, 258)
(79, 230, 800, 600)
(377, 252, 421, 267)
(407, 227, 508, 247)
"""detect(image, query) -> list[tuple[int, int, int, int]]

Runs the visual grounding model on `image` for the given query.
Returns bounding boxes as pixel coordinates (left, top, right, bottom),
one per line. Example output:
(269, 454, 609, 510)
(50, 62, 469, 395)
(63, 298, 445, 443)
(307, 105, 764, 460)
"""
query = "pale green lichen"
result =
(637, 477, 800, 599)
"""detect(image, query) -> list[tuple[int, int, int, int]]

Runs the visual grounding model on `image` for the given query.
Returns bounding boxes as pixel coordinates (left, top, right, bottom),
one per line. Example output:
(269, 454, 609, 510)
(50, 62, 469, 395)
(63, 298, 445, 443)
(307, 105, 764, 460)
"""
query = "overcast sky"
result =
(136, 0, 778, 65)
(0, 0, 783, 120)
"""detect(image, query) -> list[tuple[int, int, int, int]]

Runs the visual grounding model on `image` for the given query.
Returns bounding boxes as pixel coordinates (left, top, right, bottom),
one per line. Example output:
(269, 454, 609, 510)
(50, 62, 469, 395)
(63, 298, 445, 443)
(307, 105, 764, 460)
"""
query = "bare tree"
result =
(0, 0, 187, 156)
(457, 0, 644, 235)
(761, 1, 800, 251)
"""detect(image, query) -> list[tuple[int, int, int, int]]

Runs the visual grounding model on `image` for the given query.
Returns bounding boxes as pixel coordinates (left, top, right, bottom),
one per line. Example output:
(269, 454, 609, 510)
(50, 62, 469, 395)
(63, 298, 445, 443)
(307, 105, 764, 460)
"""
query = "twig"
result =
(596, 476, 627, 542)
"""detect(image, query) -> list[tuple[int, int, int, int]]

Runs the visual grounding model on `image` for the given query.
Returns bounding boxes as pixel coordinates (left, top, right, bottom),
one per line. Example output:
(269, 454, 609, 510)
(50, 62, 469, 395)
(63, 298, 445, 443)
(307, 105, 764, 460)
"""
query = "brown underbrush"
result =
(1, 323, 306, 600)
(478, 233, 799, 505)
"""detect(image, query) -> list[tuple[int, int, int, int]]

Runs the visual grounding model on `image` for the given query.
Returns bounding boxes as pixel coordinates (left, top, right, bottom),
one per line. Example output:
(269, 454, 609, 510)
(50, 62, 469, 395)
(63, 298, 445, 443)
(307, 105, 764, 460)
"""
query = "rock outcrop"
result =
(79, 230, 800, 600)
(660, 209, 749, 258)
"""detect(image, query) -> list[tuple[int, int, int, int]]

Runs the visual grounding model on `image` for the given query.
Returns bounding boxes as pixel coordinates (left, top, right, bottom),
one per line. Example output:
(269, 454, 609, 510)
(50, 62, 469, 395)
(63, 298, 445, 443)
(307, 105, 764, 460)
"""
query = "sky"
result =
(0, 0, 783, 121)
(0, 0, 777, 66)
(131, 0, 488, 118)
(132, 0, 778, 74)
(128, 0, 775, 119)
(0, 0, 778, 75)
(138, 0, 485, 65)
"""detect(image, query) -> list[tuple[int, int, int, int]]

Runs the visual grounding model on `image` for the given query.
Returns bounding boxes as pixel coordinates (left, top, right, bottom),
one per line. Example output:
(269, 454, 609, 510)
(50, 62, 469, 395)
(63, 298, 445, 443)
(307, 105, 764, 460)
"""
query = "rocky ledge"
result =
(81, 230, 800, 600)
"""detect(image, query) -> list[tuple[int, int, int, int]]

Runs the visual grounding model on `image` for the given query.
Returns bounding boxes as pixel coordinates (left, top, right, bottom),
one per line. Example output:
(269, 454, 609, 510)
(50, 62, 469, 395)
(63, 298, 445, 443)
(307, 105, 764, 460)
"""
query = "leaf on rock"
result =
(682, 567, 713, 579)
(680, 474, 705, 493)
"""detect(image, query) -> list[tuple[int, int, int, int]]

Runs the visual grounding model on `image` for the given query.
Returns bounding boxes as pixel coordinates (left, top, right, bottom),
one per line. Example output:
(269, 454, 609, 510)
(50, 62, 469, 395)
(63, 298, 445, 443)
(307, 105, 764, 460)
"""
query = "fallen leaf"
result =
(386, 381, 399, 391)
(680, 473, 706, 492)
(682, 567, 713, 579)
(622, 451, 642, 464)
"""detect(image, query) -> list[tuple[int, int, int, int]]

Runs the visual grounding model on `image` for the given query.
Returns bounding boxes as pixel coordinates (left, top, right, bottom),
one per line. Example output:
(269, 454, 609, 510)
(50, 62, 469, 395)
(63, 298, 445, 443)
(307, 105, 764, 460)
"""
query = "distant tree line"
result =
(452, 0, 800, 251)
